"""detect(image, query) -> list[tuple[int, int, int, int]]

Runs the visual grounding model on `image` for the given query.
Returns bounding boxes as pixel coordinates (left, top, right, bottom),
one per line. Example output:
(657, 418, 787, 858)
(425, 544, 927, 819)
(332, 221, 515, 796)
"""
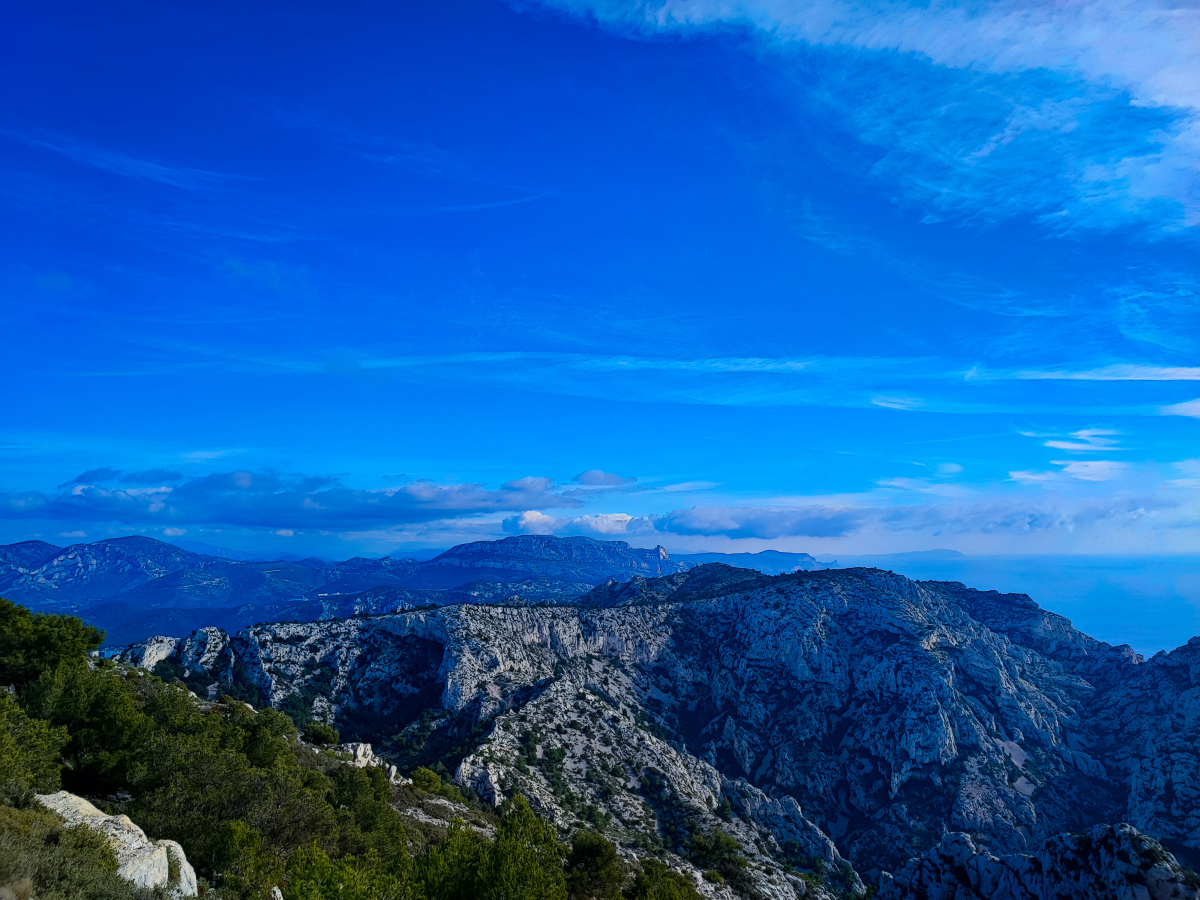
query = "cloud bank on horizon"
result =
(2, 457, 1196, 557)
(1, 0, 1198, 558)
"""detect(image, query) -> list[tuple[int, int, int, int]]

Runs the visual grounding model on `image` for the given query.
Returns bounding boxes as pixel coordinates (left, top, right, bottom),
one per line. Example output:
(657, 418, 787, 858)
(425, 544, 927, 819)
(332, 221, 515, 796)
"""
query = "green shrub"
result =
(685, 828, 744, 871)
(284, 844, 410, 900)
(212, 819, 286, 897)
(412, 766, 442, 793)
(0, 803, 165, 900)
(305, 722, 339, 746)
(478, 795, 567, 900)
(0, 600, 103, 689)
(24, 661, 152, 792)
(565, 831, 623, 900)
(413, 820, 486, 900)
(686, 827, 748, 892)
(0, 693, 67, 803)
(629, 859, 702, 900)
(411, 766, 467, 805)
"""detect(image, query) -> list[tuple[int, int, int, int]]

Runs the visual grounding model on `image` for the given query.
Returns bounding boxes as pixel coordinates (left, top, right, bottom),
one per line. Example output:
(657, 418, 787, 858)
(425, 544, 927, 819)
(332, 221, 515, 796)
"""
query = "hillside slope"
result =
(121, 564, 1200, 883)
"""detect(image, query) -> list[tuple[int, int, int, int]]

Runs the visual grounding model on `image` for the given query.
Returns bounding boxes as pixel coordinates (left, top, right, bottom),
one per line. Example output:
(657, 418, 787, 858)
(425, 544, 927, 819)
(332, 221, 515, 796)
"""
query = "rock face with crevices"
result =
(119, 564, 1200, 894)
(877, 823, 1200, 900)
(35, 790, 198, 896)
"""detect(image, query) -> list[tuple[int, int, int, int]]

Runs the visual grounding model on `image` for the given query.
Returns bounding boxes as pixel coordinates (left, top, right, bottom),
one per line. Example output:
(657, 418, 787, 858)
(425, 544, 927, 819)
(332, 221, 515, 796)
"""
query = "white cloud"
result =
(871, 395, 924, 410)
(503, 510, 562, 534)
(1009, 470, 1057, 484)
(541, 0, 1200, 227)
(877, 477, 967, 496)
(1170, 459, 1200, 488)
(570, 513, 638, 535)
(660, 481, 719, 492)
(1043, 429, 1121, 451)
(1162, 398, 1200, 417)
(183, 449, 243, 460)
(937, 463, 963, 475)
(659, 505, 868, 539)
(1011, 458, 1128, 483)
(1015, 365, 1200, 381)
(275, 529, 294, 537)
(162, 527, 187, 536)
(1053, 460, 1128, 481)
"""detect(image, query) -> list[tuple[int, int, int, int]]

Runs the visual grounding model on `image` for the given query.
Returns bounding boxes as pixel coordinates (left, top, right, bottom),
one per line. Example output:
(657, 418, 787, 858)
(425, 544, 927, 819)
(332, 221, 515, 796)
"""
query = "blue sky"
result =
(3, 0, 1199, 560)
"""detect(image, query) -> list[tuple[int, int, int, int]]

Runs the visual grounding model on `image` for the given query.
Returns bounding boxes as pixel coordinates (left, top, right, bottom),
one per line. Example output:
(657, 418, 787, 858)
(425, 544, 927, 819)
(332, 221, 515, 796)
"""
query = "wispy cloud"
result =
(1162, 399, 1200, 418)
(2, 129, 236, 191)
(1010, 458, 1128, 483)
(0, 470, 582, 530)
(1010, 365, 1200, 382)
(572, 469, 636, 487)
(54, 342, 1199, 416)
(1042, 429, 1121, 452)
(538, 0, 1200, 229)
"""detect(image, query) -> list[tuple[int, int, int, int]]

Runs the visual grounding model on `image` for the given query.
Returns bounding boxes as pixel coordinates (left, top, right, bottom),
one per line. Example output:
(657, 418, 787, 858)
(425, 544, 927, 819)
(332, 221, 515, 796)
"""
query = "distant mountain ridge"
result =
(0, 534, 710, 644)
(674, 549, 837, 574)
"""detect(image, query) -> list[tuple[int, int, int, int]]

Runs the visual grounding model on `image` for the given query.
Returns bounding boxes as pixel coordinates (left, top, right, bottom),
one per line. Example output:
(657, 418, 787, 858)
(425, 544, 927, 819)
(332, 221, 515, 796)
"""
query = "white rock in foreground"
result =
(36, 790, 198, 897)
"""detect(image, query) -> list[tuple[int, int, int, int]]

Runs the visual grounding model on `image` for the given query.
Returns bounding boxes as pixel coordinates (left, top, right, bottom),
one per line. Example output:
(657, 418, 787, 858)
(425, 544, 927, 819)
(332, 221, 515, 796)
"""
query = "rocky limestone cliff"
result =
(119, 564, 1200, 891)
(878, 823, 1200, 900)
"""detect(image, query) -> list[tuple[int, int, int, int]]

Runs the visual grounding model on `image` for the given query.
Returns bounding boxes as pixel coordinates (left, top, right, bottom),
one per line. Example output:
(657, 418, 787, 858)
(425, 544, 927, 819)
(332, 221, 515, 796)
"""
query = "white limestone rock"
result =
(119, 564, 1200, 887)
(35, 791, 198, 896)
(336, 741, 402, 781)
(877, 823, 1200, 900)
(117, 635, 179, 671)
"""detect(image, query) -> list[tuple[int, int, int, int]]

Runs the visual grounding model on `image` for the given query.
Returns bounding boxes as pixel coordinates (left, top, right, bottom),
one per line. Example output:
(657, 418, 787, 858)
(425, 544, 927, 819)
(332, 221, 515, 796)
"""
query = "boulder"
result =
(35, 791, 198, 897)
(337, 741, 402, 782)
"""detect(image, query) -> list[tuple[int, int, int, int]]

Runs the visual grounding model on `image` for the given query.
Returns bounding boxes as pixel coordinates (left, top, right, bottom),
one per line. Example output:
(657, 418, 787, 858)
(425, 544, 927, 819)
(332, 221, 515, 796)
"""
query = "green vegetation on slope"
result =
(0, 598, 703, 900)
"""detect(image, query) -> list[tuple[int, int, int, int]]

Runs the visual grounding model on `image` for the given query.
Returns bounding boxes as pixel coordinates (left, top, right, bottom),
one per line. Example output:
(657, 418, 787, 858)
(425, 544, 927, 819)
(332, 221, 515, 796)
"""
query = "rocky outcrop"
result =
(121, 634, 180, 671)
(336, 742, 403, 782)
(175, 626, 234, 682)
(35, 791, 198, 896)
(878, 823, 1200, 900)
(120, 564, 1200, 889)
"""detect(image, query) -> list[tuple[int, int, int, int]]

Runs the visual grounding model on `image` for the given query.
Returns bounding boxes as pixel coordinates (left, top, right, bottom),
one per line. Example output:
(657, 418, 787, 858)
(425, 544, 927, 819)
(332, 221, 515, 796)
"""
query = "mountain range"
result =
(0, 535, 835, 646)
(110, 556, 1200, 898)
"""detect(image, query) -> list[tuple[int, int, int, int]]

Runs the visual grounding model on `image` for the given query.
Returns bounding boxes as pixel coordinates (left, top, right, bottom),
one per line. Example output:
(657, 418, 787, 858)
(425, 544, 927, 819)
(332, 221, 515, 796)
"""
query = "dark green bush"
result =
(0, 599, 103, 689)
(304, 722, 339, 746)
(410, 765, 467, 805)
(629, 859, 702, 900)
(24, 660, 152, 792)
(478, 795, 568, 900)
(565, 830, 623, 900)
(0, 693, 68, 803)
